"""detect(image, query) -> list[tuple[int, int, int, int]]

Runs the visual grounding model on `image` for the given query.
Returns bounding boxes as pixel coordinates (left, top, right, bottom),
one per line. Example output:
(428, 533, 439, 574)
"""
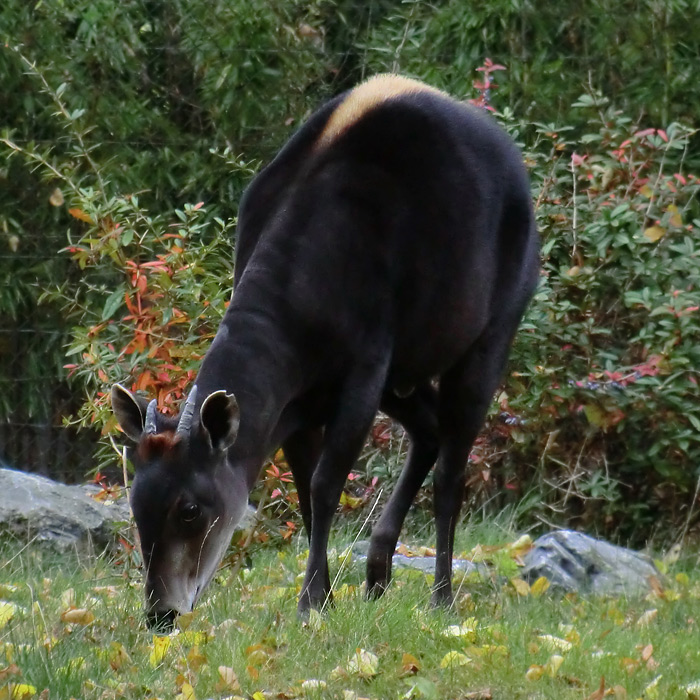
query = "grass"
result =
(1, 524, 700, 700)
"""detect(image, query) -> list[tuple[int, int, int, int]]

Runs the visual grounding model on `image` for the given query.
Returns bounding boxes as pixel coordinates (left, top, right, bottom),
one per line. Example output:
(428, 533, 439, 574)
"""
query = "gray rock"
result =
(352, 539, 484, 576)
(521, 529, 660, 596)
(0, 468, 131, 551)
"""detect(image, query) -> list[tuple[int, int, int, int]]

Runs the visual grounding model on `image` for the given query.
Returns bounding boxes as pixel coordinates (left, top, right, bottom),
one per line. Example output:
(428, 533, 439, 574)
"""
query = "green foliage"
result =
(494, 100, 700, 536)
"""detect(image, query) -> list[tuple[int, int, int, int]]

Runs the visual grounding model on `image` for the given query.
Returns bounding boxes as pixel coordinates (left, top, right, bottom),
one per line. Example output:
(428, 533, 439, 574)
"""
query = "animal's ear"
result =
(111, 383, 150, 442)
(200, 390, 240, 451)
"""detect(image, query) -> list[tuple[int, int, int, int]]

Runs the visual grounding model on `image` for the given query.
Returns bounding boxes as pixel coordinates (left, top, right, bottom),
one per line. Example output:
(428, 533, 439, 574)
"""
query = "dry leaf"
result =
(347, 648, 379, 678)
(585, 676, 606, 700)
(400, 653, 420, 676)
(636, 609, 658, 627)
(0, 602, 18, 630)
(68, 207, 93, 223)
(49, 188, 64, 207)
(440, 651, 471, 668)
(537, 634, 572, 652)
(149, 635, 171, 667)
(525, 664, 544, 681)
(216, 666, 241, 693)
(510, 577, 530, 596)
(60, 608, 94, 625)
(530, 576, 551, 597)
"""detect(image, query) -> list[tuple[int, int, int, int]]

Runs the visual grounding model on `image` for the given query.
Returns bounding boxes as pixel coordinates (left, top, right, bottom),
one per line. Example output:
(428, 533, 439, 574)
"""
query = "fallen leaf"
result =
(400, 653, 420, 676)
(510, 577, 530, 596)
(108, 641, 131, 671)
(301, 679, 327, 692)
(186, 645, 207, 671)
(347, 648, 379, 678)
(537, 634, 572, 652)
(544, 654, 564, 677)
(149, 635, 171, 667)
(60, 608, 94, 625)
(530, 576, 551, 597)
(0, 665, 21, 682)
(0, 602, 18, 630)
(636, 609, 657, 627)
(440, 651, 471, 668)
(216, 666, 241, 693)
(585, 676, 605, 700)
(640, 644, 654, 662)
(175, 682, 195, 700)
(525, 665, 544, 681)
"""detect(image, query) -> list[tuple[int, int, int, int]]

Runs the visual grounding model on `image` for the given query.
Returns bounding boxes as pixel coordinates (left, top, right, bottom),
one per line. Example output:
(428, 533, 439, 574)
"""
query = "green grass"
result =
(1, 529, 699, 700)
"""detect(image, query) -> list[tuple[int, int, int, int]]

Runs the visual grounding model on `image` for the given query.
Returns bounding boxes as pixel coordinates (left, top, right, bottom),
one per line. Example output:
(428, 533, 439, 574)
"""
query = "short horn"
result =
(175, 386, 198, 438)
(144, 399, 158, 435)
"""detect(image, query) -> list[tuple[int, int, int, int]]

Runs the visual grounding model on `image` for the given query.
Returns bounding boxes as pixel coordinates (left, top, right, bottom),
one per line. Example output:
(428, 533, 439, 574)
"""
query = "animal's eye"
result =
(180, 503, 201, 523)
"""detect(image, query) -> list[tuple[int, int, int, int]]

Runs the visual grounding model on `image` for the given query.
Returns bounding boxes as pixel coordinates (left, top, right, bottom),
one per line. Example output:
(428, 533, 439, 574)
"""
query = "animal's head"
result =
(111, 383, 246, 632)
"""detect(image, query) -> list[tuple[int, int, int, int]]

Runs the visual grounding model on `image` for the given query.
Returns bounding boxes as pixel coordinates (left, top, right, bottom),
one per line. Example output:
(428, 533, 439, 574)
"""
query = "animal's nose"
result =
(146, 608, 177, 633)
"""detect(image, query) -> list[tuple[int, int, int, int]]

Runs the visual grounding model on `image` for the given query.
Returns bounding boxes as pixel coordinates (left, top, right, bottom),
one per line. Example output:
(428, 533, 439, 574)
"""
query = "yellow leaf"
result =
(49, 188, 64, 207)
(636, 609, 658, 627)
(643, 225, 666, 242)
(544, 654, 564, 676)
(252, 693, 266, 700)
(0, 601, 18, 629)
(537, 634, 572, 652)
(108, 642, 131, 671)
(530, 576, 550, 597)
(347, 648, 379, 678)
(216, 666, 241, 692)
(180, 630, 209, 645)
(0, 585, 19, 597)
(60, 588, 76, 608)
(667, 204, 682, 227)
(675, 572, 690, 586)
(175, 682, 195, 700)
(567, 265, 581, 277)
(525, 664, 544, 681)
(9, 685, 36, 700)
(60, 608, 94, 625)
(640, 184, 653, 198)
(149, 635, 171, 667)
(510, 577, 530, 596)
(186, 645, 207, 671)
(443, 620, 477, 640)
(439, 651, 471, 668)
(301, 679, 327, 691)
(643, 675, 662, 700)
(177, 612, 195, 630)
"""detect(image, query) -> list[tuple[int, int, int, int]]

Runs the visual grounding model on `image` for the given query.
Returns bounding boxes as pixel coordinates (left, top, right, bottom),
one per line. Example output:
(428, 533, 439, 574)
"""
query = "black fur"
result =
(116, 79, 539, 624)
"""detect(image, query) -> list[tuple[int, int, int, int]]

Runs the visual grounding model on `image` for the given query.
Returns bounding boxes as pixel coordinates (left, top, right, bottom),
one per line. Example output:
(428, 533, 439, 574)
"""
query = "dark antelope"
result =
(112, 74, 539, 630)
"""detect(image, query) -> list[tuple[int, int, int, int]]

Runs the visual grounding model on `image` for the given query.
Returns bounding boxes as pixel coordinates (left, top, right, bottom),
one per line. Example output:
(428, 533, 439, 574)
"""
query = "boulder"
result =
(521, 529, 661, 596)
(0, 468, 131, 551)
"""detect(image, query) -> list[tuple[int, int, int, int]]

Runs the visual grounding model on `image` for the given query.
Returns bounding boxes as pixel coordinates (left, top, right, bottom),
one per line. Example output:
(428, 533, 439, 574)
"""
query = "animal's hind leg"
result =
(366, 384, 439, 598)
(432, 325, 520, 607)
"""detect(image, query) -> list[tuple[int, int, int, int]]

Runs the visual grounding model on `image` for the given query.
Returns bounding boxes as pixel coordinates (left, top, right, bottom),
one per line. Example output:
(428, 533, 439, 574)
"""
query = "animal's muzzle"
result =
(146, 607, 178, 633)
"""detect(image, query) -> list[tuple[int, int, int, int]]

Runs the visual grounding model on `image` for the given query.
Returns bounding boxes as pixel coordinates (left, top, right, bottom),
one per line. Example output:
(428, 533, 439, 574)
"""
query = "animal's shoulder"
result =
(316, 74, 449, 148)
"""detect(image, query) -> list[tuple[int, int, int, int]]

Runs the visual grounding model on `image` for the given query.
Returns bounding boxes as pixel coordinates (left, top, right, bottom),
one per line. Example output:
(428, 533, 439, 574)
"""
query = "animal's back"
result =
(234, 75, 538, 385)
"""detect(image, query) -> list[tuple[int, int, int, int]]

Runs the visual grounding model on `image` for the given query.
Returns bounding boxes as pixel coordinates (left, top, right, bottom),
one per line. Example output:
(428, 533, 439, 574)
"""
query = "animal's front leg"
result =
(298, 361, 387, 617)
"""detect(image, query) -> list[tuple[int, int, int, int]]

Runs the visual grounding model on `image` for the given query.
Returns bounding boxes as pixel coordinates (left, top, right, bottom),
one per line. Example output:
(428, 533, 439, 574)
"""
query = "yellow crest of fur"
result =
(316, 74, 447, 148)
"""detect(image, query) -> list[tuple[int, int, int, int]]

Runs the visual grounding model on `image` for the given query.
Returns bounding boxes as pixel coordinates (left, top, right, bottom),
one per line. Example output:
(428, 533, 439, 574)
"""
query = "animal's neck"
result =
(193, 307, 302, 488)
